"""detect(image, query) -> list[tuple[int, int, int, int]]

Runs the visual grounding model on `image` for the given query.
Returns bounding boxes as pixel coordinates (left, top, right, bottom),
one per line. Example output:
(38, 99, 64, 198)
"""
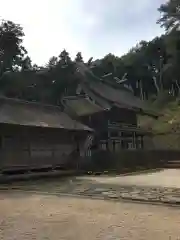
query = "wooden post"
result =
(141, 135, 144, 149)
(119, 131, 122, 150)
(108, 128, 110, 151)
(134, 132, 137, 149)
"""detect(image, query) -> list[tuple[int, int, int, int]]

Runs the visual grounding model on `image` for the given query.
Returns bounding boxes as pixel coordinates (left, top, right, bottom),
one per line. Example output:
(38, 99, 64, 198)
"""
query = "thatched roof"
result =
(0, 96, 92, 131)
(74, 62, 159, 118)
(62, 96, 103, 117)
(82, 81, 159, 118)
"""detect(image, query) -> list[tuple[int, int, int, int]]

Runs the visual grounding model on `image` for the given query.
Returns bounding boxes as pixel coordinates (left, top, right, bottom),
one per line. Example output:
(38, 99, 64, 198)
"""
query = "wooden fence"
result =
(79, 150, 180, 172)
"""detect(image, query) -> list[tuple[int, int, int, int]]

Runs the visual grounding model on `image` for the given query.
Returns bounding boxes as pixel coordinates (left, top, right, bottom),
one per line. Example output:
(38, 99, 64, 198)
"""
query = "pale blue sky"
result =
(1, 0, 166, 65)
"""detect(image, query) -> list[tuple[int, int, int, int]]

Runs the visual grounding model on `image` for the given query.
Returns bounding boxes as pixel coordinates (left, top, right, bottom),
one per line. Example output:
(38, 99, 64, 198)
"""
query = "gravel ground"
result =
(81, 169, 180, 188)
(1, 169, 180, 205)
(0, 192, 180, 240)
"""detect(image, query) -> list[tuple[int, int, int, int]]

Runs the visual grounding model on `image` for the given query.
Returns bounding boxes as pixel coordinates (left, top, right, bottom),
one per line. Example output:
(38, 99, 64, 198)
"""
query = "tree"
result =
(157, 0, 180, 95)
(101, 53, 119, 75)
(75, 52, 83, 62)
(157, 0, 180, 32)
(3, 1, 180, 105)
(0, 20, 28, 75)
(59, 49, 71, 66)
(46, 56, 58, 68)
(21, 56, 32, 70)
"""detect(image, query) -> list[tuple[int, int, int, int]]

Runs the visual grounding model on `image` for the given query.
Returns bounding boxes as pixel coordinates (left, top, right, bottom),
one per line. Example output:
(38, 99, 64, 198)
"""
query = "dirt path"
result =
(1, 169, 180, 205)
(0, 192, 180, 240)
(81, 169, 180, 188)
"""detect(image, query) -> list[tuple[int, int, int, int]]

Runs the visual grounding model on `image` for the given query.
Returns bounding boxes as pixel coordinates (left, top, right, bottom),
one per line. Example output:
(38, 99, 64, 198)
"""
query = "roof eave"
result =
(61, 95, 105, 117)
(138, 109, 160, 119)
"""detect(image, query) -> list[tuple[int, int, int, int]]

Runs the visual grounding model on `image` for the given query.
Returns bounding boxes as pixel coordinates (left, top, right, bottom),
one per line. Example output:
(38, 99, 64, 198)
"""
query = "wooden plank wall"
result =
(0, 124, 82, 170)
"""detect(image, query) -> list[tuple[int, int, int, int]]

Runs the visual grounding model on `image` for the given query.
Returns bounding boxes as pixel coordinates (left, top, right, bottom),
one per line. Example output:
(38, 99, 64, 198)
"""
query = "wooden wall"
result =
(0, 124, 85, 170)
(107, 107, 137, 126)
(81, 112, 107, 131)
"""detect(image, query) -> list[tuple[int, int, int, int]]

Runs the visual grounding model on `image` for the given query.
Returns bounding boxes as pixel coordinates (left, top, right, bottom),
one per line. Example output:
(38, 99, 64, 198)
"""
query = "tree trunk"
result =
(139, 79, 144, 100)
(153, 77, 160, 94)
(175, 80, 180, 95)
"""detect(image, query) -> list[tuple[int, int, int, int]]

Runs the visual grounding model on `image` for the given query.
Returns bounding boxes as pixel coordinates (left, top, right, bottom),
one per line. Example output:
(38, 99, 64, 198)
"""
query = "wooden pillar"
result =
(113, 140, 115, 152)
(107, 128, 110, 151)
(119, 131, 122, 150)
(120, 131, 124, 149)
(141, 135, 144, 149)
(28, 136, 31, 158)
(133, 132, 136, 149)
(76, 144, 79, 171)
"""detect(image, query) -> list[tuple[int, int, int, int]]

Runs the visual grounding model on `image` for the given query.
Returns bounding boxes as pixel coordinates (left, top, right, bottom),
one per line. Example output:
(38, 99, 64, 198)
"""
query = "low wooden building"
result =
(0, 96, 92, 172)
(62, 63, 159, 155)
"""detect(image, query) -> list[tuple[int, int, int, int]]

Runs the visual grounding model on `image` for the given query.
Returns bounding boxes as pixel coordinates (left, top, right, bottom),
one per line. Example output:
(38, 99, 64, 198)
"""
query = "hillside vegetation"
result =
(1, 0, 180, 106)
(139, 92, 180, 149)
(1, 0, 180, 151)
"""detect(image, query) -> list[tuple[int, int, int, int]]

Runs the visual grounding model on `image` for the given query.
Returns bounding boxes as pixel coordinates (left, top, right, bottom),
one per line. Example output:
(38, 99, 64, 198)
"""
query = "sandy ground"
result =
(0, 192, 180, 240)
(79, 169, 180, 188)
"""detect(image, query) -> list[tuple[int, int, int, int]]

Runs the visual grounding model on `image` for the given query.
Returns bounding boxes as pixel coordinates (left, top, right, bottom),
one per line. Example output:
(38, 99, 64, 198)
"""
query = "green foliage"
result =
(139, 97, 180, 135)
(157, 0, 180, 32)
(75, 52, 83, 62)
(58, 49, 71, 66)
(2, 1, 180, 149)
(46, 56, 58, 68)
(0, 20, 29, 75)
(152, 91, 175, 109)
(1, 0, 180, 108)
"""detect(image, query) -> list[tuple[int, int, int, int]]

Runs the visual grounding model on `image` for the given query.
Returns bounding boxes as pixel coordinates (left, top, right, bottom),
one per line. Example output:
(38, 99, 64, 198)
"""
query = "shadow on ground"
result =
(1, 169, 180, 206)
(0, 168, 163, 193)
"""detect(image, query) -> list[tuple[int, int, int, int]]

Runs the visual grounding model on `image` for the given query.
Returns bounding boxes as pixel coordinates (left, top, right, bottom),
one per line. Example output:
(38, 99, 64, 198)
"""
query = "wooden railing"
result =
(108, 122, 149, 133)
(108, 122, 137, 128)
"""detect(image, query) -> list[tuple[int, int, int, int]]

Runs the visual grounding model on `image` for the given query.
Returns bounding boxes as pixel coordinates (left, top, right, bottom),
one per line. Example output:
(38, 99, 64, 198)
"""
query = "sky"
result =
(0, 0, 167, 65)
